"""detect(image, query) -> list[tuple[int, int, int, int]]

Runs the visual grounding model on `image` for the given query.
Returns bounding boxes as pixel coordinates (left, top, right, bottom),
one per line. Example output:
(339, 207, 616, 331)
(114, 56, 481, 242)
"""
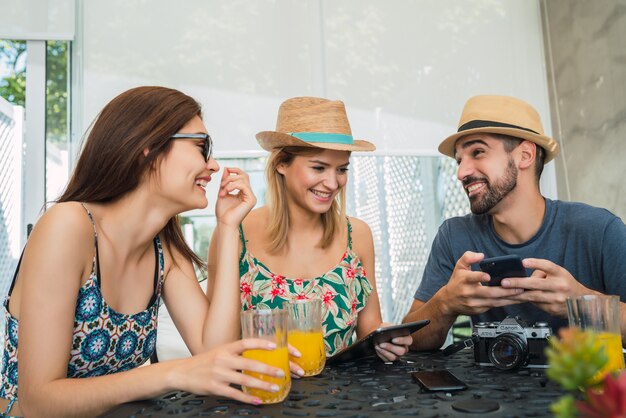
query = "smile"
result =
(195, 177, 210, 191)
(466, 182, 485, 197)
(310, 189, 333, 200)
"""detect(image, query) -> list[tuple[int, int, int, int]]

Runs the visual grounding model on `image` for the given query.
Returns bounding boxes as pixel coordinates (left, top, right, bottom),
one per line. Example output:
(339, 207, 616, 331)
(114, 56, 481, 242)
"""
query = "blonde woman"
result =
(210, 97, 411, 361)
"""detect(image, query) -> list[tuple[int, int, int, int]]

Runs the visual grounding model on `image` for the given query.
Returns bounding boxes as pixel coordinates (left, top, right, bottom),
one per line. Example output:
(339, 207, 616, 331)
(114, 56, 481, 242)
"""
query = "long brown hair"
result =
(58, 86, 205, 269)
(265, 146, 346, 252)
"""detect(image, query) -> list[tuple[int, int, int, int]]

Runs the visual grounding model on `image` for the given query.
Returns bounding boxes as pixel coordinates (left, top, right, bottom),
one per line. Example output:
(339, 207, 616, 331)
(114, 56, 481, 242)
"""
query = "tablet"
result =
(326, 320, 430, 365)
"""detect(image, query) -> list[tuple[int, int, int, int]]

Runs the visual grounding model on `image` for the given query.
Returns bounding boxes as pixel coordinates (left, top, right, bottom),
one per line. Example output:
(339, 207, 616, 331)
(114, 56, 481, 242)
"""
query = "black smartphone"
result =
(411, 369, 467, 391)
(326, 320, 430, 365)
(479, 255, 527, 286)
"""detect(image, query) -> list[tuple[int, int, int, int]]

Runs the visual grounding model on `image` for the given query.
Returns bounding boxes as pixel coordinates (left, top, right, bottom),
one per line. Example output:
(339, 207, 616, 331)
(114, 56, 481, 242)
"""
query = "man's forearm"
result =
(403, 294, 457, 351)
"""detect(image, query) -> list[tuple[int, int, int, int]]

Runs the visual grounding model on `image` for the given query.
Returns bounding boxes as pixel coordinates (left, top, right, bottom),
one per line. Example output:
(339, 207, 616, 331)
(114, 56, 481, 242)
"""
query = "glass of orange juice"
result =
(566, 294, 625, 382)
(241, 309, 291, 403)
(286, 299, 326, 376)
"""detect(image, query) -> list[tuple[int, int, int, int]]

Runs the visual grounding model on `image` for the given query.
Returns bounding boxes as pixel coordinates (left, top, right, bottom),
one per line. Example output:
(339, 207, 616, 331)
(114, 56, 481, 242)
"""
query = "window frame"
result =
(23, 40, 47, 246)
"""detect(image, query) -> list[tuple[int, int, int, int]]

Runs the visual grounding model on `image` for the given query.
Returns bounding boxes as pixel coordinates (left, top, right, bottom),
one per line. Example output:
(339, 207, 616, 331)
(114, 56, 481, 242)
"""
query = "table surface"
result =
(101, 348, 565, 417)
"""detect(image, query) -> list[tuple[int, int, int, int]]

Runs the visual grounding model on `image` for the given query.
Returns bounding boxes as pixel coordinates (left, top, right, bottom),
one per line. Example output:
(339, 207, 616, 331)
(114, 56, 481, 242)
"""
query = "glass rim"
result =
(241, 308, 286, 316)
(567, 294, 619, 302)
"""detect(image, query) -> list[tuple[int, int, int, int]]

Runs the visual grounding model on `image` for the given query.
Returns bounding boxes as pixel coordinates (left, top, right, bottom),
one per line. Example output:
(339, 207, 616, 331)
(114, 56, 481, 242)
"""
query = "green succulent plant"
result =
(546, 327, 626, 418)
(546, 328, 608, 391)
(551, 394, 578, 418)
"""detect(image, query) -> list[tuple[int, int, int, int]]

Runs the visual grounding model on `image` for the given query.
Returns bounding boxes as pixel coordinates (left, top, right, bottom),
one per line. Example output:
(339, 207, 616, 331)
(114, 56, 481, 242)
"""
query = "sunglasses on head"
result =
(170, 133, 213, 161)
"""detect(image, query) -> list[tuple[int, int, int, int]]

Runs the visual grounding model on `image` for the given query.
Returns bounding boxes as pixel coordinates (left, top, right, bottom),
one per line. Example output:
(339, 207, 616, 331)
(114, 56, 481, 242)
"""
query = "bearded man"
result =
(403, 95, 626, 351)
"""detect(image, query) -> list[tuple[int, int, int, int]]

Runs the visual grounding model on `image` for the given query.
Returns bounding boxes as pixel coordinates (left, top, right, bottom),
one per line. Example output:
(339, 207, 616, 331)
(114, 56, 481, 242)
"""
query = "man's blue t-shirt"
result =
(415, 198, 626, 332)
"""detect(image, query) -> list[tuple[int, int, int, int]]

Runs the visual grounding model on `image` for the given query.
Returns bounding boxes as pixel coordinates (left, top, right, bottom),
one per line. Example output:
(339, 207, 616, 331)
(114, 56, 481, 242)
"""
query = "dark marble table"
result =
(101, 348, 564, 417)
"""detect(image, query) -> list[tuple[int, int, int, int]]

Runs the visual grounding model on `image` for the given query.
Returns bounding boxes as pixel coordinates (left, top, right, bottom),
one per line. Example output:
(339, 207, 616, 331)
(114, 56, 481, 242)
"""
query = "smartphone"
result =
(326, 320, 430, 365)
(411, 369, 468, 391)
(479, 255, 527, 286)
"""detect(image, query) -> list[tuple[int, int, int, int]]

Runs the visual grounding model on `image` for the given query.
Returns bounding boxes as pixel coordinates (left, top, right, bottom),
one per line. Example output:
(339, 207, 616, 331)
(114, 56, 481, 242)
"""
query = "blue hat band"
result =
(289, 132, 354, 145)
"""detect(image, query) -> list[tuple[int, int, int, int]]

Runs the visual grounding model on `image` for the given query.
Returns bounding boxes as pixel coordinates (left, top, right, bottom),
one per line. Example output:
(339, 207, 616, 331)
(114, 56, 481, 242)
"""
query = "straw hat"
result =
(256, 97, 376, 152)
(438, 95, 560, 163)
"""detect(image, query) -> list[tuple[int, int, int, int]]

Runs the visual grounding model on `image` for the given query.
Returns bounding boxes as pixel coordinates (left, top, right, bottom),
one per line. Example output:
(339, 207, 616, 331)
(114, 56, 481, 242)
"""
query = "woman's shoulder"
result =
(347, 216, 373, 238)
(347, 216, 374, 256)
(241, 206, 270, 233)
(33, 202, 94, 238)
(23, 202, 95, 278)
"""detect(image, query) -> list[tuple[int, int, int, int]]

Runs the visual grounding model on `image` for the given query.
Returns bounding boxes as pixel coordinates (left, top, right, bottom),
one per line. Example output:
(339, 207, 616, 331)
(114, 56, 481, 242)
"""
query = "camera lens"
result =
(488, 333, 528, 370)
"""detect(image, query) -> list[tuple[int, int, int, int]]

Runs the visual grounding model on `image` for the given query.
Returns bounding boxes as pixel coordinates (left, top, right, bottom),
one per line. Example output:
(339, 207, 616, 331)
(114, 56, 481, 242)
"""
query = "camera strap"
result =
(442, 335, 480, 357)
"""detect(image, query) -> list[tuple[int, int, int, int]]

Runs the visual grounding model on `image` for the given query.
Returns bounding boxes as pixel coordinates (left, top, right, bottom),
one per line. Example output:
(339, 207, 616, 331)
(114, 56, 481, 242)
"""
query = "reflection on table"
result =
(102, 348, 564, 417)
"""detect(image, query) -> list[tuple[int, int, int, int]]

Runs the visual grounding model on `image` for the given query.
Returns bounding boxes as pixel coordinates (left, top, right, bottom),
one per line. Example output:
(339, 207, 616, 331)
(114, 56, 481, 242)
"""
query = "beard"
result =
(464, 157, 518, 215)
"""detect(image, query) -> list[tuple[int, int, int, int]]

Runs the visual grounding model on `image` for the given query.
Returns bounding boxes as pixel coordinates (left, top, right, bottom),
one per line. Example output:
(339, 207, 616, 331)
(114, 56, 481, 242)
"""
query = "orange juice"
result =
(242, 347, 291, 403)
(593, 332, 625, 382)
(288, 330, 325, 376)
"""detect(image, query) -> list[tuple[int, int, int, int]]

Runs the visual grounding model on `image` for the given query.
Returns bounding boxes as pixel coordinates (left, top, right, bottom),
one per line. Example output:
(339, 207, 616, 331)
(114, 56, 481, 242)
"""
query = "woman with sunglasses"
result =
(218, 97, 412, 360)
(0, 86, 290, 417)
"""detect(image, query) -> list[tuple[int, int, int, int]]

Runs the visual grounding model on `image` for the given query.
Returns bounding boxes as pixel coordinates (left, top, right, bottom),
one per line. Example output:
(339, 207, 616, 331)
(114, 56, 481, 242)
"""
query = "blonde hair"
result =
(265, 146, 347, 252)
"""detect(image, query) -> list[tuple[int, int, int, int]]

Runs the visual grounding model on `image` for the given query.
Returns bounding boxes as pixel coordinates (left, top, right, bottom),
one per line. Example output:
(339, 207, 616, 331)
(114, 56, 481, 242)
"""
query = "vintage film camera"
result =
(473, 316, 552, 370)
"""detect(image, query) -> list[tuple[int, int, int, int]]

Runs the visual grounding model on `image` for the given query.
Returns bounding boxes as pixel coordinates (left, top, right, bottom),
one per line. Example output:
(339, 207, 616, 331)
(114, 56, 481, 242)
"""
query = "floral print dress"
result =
(0, 205, 163, 401)
(239, 219, 373, 356)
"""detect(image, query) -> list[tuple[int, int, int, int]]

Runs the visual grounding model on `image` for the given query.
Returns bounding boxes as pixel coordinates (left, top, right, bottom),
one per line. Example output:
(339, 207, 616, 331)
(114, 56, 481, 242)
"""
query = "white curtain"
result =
(76, 0, 553, 159)
(0, 0, 74, 40)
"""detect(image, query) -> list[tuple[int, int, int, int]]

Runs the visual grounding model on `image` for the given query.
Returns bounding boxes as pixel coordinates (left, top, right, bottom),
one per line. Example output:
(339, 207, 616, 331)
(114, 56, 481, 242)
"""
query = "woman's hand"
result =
(373, 322, 412, 362)
(215, 167, 257, 227)
(171, 338, 284, 405)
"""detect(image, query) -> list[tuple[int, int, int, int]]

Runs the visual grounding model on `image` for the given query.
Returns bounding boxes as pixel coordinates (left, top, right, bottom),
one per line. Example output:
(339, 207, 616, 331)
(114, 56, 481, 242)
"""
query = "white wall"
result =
(0, 0, 74, 40)
(76, 0, 554, 162)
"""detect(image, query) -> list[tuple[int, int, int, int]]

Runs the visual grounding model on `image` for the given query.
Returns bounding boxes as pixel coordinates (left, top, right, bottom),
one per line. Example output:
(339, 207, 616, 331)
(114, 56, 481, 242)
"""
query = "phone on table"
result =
(479, 255, 528, 286)
(326, 320, 430, 365)
(411, 369, 467, 391)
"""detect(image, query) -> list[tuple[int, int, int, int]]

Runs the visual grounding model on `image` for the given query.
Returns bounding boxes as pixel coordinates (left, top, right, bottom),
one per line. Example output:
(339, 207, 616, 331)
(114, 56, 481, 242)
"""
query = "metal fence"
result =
(0, 97, 23, 339)
(347, 155, 468, 324)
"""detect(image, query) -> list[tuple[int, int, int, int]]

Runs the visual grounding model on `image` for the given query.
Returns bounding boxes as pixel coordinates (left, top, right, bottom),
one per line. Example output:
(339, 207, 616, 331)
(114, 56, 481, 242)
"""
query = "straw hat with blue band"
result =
(256, 97, 376, 152)
(438, 95, 560, 163)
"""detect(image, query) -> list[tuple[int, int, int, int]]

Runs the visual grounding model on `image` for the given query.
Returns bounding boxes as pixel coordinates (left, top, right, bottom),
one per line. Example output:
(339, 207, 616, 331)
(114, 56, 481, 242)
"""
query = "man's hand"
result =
(403, 251, 526, 351)
(438, 251, 525, 316)
(501, 258, 593, 317)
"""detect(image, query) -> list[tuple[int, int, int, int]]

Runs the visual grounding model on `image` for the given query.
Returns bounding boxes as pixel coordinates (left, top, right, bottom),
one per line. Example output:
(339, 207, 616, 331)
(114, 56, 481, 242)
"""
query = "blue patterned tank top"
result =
(0, 205, 164, 400)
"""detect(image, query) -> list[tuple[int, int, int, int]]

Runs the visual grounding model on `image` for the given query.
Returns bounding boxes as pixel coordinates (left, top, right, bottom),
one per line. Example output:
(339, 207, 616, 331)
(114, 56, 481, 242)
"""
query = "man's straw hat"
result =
(256, 97, 375, 152)
(439, 95, 560, 163)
